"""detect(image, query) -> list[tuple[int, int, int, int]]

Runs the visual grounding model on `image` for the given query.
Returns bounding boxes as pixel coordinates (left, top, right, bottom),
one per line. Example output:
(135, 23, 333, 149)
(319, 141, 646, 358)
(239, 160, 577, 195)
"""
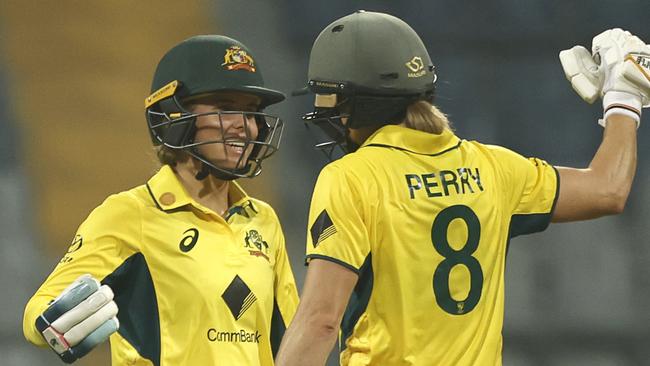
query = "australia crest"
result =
(222, 45, 256, 72)
(245, 229, 269, 261)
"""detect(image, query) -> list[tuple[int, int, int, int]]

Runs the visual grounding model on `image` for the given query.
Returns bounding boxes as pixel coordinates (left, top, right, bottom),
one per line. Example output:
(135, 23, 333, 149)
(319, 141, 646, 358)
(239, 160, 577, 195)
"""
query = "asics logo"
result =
(179, 228, 199, 252)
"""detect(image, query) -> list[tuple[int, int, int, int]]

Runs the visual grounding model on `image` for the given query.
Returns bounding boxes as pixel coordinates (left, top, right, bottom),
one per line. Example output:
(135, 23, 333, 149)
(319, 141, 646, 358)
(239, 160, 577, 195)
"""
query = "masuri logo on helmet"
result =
(405, 56, 426, 78)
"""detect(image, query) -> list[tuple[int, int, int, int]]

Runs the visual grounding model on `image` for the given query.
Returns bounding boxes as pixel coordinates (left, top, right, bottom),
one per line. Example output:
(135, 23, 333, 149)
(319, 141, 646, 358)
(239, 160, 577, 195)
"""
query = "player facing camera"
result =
(145, 35, 285, 180)
(301, 10, 437, 159)
(24, 34, 299, 366)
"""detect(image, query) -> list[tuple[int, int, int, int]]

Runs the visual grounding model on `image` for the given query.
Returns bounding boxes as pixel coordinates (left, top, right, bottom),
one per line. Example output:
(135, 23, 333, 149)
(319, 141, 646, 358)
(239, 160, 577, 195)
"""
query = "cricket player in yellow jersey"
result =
(23, 35, 298, 365)
(276, 11, 649, 366)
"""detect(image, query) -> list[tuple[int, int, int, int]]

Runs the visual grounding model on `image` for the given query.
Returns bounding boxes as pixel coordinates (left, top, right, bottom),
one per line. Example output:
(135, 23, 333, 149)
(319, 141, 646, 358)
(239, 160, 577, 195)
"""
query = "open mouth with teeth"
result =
(225, 140, 247, 154)
(221, 140, 255, 168)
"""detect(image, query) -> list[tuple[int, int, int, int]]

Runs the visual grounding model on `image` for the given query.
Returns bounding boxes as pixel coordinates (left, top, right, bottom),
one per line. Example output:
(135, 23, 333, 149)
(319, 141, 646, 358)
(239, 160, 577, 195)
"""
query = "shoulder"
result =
(81, 185, 147, 231)
(312, 160, 367, 202)
(463, 141, 534, 171)
(319, 154, 371, 183)
(475, 142, 550, 170)
(466, 140, 519, 158)
(309, 158, 374, 218)
(97, 184, 148, 212)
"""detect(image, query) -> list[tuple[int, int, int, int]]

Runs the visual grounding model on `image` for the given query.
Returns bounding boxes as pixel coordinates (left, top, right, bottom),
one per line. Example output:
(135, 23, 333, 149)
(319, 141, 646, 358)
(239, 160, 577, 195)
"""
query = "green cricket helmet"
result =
(303, 11, 437, 157)
(145, 35, 285, 180)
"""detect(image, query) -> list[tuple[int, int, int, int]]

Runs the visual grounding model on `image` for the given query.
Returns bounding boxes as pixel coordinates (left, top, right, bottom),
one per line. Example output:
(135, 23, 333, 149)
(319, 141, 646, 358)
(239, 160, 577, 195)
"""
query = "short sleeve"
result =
(23, 193, 141, 347)
(305, 163, 371, 273)
(490, 146, 559, 237)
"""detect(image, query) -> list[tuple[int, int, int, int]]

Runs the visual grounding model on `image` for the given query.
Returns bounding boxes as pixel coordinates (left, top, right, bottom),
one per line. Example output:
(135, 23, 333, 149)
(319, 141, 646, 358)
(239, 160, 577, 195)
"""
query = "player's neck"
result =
(348, 125, 380, 145)
(174, 160, 231, 217)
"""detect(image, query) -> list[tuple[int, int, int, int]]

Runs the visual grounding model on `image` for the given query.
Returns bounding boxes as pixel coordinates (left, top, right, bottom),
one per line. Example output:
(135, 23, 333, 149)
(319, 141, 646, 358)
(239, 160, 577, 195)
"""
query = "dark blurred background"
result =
(1, 1, 648, 365)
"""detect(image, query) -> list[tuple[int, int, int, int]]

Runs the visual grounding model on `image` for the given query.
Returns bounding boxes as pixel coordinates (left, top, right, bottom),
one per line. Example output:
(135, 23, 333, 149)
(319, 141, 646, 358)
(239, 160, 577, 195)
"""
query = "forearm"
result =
(553, 114, 637, 222)
(275, 259, 357, 366)
(275, 309, 339, 366)
(589, 114, 637, 197)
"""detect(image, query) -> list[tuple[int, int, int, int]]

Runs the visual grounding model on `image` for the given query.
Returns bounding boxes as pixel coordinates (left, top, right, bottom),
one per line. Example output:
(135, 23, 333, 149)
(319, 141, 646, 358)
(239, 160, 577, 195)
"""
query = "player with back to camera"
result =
(275, 11, 649, 366)
(23, 35, 299, 365)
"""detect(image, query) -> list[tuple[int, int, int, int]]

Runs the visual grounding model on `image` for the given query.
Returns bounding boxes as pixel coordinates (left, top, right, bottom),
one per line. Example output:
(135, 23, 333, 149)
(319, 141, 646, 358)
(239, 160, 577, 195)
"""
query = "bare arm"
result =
(275, 259, 358, 366)
(552, 114, 637, 222)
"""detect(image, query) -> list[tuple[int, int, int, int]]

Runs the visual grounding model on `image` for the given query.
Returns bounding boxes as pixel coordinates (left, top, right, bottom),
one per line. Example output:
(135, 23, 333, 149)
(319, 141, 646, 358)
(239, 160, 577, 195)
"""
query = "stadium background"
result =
(1, 1, 648, 365)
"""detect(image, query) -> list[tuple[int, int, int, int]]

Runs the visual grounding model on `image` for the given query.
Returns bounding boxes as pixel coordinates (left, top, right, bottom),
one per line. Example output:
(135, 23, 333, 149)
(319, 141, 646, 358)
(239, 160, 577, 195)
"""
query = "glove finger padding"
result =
(51, 285, 114, 334)
(42, 275, 100, 321)
(559, 45, 602, 103)
(592, 28, 633, 67)
(60, 318, 120, 364)
(63, 301, 118, 346)
(623, 51, 650, 107)
(36, 275, 120, 364)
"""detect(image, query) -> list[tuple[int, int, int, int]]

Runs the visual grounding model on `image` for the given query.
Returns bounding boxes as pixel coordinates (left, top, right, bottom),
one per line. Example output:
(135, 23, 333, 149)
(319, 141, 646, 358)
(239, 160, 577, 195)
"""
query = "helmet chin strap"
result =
(194, 163, 211, 180)
(188, 142, 258, 181)
(190, 147, 239, 181)
(193, 160, 251, 181)
(344, 132, 361, 153)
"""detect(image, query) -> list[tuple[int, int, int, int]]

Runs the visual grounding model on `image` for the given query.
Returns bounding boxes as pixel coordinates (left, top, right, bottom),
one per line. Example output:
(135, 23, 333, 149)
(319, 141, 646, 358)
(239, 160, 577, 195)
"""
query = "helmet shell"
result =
(151, 35, 285, 108)
(308, 11, 435, 97)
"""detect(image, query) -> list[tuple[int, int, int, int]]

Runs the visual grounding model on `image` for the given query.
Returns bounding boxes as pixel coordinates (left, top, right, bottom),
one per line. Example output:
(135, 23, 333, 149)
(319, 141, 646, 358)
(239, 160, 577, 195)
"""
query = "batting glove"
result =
(35, 274, 119, 364)
(559, 45, 603, 104)
(593, 28, 650, 127)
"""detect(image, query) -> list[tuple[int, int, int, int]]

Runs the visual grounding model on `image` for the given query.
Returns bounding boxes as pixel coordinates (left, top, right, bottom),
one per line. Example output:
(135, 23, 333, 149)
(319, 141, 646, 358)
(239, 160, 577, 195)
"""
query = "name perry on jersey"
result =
(405, 168, 484, 199)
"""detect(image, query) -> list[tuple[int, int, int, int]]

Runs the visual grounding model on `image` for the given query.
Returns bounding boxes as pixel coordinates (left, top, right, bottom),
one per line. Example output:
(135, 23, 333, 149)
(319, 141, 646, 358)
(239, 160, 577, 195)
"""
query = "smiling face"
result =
(186, 91, 261, 171)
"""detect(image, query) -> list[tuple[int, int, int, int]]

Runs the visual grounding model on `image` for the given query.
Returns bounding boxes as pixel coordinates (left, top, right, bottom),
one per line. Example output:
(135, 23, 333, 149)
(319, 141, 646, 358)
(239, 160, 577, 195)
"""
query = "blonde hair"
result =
(403, 100, 451, 134)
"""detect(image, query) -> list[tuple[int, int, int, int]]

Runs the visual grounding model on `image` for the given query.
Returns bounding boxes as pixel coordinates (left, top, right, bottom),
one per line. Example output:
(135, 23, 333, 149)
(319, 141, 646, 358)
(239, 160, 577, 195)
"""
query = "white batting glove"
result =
(559, 45, 603, 104)
(592, 28, 650, 127)
(35, 274, 119, 364)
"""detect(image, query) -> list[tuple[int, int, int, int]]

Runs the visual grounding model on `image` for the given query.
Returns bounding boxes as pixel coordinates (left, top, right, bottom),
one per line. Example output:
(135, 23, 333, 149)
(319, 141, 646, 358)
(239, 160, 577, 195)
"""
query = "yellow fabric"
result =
(24, 165, 298, 365)
(306, 125, 558, 366)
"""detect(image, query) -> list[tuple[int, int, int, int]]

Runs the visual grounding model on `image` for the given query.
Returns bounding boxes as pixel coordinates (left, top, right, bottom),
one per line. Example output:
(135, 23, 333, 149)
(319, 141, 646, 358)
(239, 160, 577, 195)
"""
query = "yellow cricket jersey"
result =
(24, 165, 299, 366)
(306, 125, 558, 366)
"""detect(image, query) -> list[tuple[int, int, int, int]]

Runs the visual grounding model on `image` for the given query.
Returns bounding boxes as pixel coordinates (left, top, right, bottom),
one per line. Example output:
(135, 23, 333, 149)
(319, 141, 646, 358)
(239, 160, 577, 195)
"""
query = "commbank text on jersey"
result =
(405, 168, 484, 199)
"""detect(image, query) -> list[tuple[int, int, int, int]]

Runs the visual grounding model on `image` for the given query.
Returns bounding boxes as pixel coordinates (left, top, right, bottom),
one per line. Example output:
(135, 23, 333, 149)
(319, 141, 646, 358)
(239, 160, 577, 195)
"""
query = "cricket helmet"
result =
(303, 11, 437, 156)
(145, 35, 285, 179)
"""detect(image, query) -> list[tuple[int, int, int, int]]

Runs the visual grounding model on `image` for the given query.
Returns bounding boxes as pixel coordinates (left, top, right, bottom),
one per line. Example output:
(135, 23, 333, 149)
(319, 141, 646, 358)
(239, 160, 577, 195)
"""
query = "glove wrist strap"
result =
(600, 91, 641, 128)
(603, 91, 642, 115)
(599, 108, 640, 127)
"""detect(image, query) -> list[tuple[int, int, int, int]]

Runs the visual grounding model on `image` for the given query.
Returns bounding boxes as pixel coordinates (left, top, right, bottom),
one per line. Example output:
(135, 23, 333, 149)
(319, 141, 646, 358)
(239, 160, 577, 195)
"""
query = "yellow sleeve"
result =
(489, 146, 559, 237)
(23, 192, 141, 347)
(306, 163, 371, 272)
(270, 216, 299, 356)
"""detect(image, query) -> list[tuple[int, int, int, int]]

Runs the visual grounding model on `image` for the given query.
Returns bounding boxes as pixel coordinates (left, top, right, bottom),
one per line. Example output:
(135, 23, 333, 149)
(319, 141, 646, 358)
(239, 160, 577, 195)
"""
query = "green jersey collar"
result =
(146, 165, 253, 216)
(361, 125, 461, 156)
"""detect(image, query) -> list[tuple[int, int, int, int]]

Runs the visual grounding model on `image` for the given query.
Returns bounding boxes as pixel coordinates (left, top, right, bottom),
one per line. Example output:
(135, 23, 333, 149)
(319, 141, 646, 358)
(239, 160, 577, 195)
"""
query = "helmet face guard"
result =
(302, 88, 429, 161)
(146, 81, 283, 179)
(303, 105, 352, 161)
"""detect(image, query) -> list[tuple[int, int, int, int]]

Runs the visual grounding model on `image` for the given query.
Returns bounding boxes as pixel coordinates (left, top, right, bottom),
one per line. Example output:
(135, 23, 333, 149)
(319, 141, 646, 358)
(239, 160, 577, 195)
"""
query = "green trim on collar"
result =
(146, 165, 255, 217)
(146, 165, 193, 211)
(360, 125, 461, 156)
